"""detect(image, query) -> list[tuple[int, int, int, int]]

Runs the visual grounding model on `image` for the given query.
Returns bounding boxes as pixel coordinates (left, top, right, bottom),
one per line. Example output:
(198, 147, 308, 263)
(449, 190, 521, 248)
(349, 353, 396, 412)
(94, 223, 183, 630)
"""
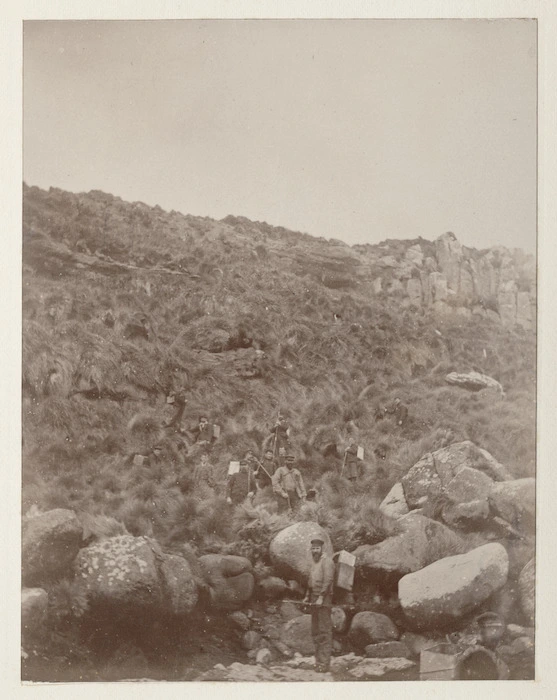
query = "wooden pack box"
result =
(335, 550, 356, 591)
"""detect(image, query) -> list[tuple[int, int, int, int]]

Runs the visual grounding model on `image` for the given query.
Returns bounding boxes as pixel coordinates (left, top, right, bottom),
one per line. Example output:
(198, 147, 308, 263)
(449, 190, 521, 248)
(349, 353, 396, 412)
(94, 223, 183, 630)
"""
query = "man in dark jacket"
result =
(192, 415, 216, 446)
(386, 398, 408, 426)
(342, 438, 362, 481)
(254, 449, 277, 490)
(303, 537, 334, 673)
(226, 460, 255, 506)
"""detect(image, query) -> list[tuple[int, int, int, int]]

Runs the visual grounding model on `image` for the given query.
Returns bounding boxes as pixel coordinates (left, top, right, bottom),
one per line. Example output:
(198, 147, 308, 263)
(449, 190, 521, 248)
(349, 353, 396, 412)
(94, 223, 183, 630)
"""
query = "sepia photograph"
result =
(20, 14, 538, 685)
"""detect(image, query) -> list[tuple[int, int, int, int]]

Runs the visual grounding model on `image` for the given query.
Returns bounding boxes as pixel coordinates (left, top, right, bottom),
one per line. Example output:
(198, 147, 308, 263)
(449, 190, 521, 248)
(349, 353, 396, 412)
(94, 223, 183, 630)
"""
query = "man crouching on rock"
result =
(303, 537, 335, 673)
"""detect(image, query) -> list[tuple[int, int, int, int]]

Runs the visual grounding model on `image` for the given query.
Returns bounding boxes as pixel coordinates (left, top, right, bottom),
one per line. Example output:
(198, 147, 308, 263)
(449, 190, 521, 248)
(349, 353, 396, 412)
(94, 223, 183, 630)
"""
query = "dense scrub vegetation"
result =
(22, 184, 536, 560)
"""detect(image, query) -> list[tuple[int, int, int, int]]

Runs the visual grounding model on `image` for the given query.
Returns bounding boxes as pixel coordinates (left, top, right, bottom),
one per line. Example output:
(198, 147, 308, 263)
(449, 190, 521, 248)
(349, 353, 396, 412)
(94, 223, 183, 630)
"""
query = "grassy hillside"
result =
(22, 184, 536, 556)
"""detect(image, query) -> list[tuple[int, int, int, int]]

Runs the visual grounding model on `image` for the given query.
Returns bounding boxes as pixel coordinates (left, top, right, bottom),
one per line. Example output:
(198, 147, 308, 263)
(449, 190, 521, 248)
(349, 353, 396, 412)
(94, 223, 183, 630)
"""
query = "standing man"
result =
(226, 460, 255, 506)
(303, 538, 335, 673)
(254, 448, 277, 490)
(272, 454, 306, 514)
(342, 437, 362, 482)
(193, 452, 218, 499)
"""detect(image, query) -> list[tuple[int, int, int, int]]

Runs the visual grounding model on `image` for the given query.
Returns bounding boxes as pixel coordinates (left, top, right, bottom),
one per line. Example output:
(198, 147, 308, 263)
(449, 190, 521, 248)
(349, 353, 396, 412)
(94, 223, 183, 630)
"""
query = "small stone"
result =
(365, 641, 411, 659)
(242, 630, 261, 650)
(255, 648, 272, 665)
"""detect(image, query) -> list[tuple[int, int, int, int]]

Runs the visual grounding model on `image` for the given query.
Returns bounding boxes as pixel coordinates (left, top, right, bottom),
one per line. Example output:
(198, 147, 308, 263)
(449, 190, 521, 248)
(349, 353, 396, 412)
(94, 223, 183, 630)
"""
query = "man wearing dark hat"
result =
(272, 454, 306, 513)
(303, 537, 335, 673)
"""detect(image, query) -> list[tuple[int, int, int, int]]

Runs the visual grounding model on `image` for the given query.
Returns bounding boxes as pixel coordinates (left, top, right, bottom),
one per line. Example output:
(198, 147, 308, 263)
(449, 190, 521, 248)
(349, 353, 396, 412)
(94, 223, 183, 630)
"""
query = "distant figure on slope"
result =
(191, 415, 217, 448)
(227, 459, 255, 506)
(342, 437, 363, 481)
(385, 398, 408, 426)
(254, 448, 278, 490)
(272, 454, 306, 514)
(166, 389, 187, 429)
(266, 414, 291, 457)
(194, 452, 218, 498)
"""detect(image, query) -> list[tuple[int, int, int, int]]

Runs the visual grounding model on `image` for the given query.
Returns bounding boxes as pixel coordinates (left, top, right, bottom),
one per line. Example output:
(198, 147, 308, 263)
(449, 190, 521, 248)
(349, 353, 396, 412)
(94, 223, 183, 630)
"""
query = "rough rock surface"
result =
(401, 441, 511, 512)
(398, 543, 509, 629)
(488, 479, 535, 533)
(75, 535, 164, 610)
(160, 554, 198, 615)
(348, 611, 399, 648)
(269, 522, 333, 582)
(279, 614, 314, 655)
(199, 554, 254, 610)
(518, 559, 535, 624)
(445, 371, 503, 394)
(355, 513, 463, 579)
(23, 509, 83, 586)
(364, 641, 411, 658)
(379, 482, 409, 519)
(258, 576, 289, 599)
(21, 588, 48, 639)
(196, 655, 414, 681)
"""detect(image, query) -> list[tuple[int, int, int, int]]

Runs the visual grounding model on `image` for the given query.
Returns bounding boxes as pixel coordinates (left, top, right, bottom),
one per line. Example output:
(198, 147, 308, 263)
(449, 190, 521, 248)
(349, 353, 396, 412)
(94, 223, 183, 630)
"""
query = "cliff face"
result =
(362, 232, 535, 330)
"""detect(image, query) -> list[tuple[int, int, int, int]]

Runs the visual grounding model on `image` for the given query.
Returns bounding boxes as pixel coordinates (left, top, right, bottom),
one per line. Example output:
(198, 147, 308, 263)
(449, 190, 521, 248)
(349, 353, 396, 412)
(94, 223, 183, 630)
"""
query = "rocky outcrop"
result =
(198, 554, 254, 610)
(355, 513, 463, 580)
(371, 233, 535, 329)
(348, 611, 399, 648)
(400, 441, 511, 514)
(398, 543, 509, 630)
(269, 522, 333, 582)
(488, 478, 535, 533)
(379, 482, 409, 519)
(75, 535, 198, 615)
(23, 509, 83, 586)
(445, 371, 503, 394)
(22, 588, 48, 640)
(364, 641, 411, 659)
(518, 559, 535, 624)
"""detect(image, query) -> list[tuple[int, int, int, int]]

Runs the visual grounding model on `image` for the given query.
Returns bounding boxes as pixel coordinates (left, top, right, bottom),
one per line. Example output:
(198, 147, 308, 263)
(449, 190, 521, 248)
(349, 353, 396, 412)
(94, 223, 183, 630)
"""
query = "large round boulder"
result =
(518, 558, 535, 624)
(488, 479, 535, 533)
(279, 614, 314, 655)
(21, 588, 48, 641)
(398, 543, 509, 630)
(269, 522, 332, 582)
(355, 514, 464, 582)
(348, 611, 399, 649)
(75, 535, 163, 609)
(199, 554, 254, 610)
(23, 509, 83, 586)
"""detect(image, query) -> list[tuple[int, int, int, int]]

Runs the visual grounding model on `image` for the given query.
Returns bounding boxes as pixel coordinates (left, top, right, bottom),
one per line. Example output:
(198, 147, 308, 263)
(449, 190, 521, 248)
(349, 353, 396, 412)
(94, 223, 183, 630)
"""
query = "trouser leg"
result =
(312, 607, 332, 670)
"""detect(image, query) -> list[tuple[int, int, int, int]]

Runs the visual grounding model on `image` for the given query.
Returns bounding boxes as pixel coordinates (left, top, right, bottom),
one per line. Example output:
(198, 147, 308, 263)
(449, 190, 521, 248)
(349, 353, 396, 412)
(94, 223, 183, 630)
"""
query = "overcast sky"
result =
(23, 19, 536, 252)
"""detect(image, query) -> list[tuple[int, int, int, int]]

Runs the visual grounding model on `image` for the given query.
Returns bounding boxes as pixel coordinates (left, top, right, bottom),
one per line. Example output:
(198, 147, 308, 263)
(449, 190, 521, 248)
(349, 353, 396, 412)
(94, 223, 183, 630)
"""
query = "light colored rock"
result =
(379, 482, 409, 519)
(401, 452, 441, 509)
(280, 614, 314, 655)
(364, 641, 411, 659)
(400, 632, 441, 656)
(398, 543, 509, 629)
(160, 554, 198, 615)
(429, 272, 448, 302)
(23, 508, 83, 586)
(279, 600, 303, 621)
(21, 588, 48, 638)
(445, 466, 494, 503)
(348, 611, 399, 648)
(445, 371, 504, 394)
(435, 232, 462, 292)
(372, 277, 382, 294)
(460, 264, 475, 298)
(269, 522, 332, 582)
(355, 514, 463, 578)
(75, 535, 163, 609)
(406, 278, 423, 305)
(442, 499, 490, 527)
(518, 559, 535, 624)
(506, 624, 534, 639)
(347, 657, 414, 678)
(489, 478, 535, 533)
(405, 244, 424, 266)
(255, 648, 272, 665)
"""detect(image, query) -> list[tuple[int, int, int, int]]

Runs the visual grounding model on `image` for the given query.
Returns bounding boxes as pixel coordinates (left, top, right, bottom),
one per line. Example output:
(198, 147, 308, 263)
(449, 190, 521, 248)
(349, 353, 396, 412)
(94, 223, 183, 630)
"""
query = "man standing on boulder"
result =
(303, 538, 334, 673)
